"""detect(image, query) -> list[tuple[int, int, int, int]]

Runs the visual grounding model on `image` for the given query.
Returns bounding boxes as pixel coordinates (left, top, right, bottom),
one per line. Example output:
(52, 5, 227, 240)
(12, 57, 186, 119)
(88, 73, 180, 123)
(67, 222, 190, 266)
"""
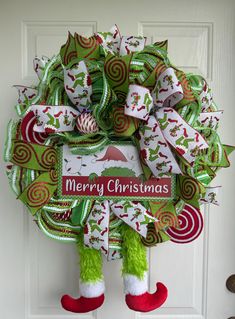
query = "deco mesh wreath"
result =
(4, 25, 234, 313)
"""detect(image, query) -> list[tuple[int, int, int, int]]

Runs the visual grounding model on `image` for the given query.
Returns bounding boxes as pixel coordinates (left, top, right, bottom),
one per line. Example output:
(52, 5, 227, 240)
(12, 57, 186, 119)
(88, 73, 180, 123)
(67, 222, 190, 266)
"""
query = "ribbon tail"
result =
(110, 201, 157, 238)
(157, 107, 208, 165)
(200, 186, 221, 206)
(152, 67, 184, 108)
(137, 115, 182, 177)
(84, 200, 110, 257)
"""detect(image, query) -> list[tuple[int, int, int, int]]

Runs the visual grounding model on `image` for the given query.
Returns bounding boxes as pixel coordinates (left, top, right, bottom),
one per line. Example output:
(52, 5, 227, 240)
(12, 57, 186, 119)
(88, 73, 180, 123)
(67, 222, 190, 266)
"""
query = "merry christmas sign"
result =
(58, 144, 175, 200)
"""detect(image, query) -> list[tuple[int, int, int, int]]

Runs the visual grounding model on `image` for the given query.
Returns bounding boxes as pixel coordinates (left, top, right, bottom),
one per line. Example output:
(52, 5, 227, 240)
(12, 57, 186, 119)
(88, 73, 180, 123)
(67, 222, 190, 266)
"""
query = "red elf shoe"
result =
(61, 294, 105, 313)
(125, 282, 168, 312)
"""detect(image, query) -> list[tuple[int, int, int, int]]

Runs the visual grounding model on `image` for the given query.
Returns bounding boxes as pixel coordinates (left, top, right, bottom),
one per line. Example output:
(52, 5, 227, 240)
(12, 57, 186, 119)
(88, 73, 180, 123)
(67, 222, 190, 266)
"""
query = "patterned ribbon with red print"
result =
(84, 200, 157, 260)
(126, 68, 209, 177)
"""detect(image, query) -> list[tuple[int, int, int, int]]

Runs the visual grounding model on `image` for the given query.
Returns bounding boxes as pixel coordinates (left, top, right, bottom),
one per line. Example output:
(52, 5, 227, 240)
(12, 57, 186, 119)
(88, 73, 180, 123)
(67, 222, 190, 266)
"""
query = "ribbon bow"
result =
(125, 67, 209, 177)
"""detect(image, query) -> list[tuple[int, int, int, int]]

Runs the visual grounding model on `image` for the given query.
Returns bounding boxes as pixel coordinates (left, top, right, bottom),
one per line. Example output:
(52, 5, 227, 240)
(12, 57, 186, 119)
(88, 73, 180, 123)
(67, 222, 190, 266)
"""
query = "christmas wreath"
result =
(4, 25, 234, 313)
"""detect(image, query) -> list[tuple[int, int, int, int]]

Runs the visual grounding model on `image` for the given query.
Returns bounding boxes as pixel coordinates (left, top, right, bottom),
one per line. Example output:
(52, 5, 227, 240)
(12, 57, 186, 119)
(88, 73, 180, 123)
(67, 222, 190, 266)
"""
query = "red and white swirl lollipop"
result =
(21, 111, 48, 145)
(165, 204, 203, 244)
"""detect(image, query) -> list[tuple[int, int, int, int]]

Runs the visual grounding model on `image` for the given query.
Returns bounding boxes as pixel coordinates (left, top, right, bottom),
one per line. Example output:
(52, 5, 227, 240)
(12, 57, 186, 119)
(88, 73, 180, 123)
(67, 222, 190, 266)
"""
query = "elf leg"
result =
(121, 224, 168, 312)
(61, 234, 105, 313)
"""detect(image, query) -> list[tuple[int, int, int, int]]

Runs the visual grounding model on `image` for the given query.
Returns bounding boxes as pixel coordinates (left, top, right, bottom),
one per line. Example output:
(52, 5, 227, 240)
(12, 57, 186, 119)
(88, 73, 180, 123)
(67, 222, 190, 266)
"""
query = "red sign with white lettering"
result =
(62, 176, 173, 199)
(59, 144, 175, 200)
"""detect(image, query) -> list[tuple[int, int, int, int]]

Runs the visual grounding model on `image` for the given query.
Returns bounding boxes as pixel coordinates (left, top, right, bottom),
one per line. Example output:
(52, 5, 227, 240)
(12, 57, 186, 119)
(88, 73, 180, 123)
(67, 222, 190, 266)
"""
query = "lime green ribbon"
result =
(18, 170, 58, 215)
(8, 139, 58, 214)
(60, 32, 100, 66)
(10, 140, 57, 171)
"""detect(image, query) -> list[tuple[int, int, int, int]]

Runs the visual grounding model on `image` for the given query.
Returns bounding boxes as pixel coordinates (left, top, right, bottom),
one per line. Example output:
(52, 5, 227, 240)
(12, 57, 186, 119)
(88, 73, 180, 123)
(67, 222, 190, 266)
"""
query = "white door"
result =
(0, 1, 234, 318)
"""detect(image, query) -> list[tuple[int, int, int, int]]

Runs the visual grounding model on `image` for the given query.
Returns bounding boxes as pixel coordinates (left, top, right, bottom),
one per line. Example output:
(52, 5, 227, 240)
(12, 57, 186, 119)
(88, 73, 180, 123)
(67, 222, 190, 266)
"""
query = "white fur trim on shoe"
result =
(79, 280, 105, 298)
(123, 272, 148, 295)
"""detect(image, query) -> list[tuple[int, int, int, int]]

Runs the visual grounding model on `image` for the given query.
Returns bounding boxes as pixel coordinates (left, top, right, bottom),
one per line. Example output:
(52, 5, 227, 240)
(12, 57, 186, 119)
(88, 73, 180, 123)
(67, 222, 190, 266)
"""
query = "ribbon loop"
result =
(137, 115, 181, 177)
(33, 56, 50, 79)
(199, 80, 213, 112)
(14, 85, 38, 105)
(9, 139, 58, 213)
(31, 105, 79, 133)
(64, 61, 92, 113)
(125, 85, 153, 120)
(157, 107, 208, 165)
(95, 25, 146, 56)
(95, 25, 121, 54)
(119, 36, 146, 56)
(200, 186, 221, 205)
(152, 68, 184, 107)
(197, 111, 223, 130)
(104, 53, 132, 105)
